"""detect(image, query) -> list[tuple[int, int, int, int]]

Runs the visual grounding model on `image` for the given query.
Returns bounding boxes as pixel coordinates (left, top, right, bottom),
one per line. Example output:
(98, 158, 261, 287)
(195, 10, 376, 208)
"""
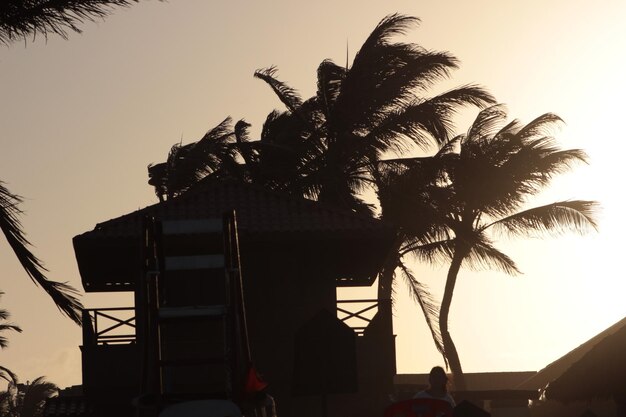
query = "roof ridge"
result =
(183, 177, 384, 222)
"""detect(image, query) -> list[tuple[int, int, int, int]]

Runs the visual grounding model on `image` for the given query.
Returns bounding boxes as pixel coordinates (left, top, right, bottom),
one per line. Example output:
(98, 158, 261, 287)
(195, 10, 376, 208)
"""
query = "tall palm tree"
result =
(0, 376, 58, 417)
(254, 16, 493, 363)
(0, 183, 82, 324)
(0, 0, 151, 44)
(382, 105, 599, 389)
(254, 13, 494, 216)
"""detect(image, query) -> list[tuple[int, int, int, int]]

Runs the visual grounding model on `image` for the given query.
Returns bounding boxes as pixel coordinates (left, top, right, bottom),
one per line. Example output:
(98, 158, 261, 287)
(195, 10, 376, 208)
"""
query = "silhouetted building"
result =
(71, 179, 397, 417)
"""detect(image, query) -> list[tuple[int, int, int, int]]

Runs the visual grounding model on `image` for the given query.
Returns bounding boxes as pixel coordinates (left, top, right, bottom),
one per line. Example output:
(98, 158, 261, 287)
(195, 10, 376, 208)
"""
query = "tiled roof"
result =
(77, 179, 393, 240)
(544, 315, 626, 401)
(44, 396, 91, 417)
(395, 371, 537, 392)
(516, 315, 626, 391)
(73, 179, 396, 292)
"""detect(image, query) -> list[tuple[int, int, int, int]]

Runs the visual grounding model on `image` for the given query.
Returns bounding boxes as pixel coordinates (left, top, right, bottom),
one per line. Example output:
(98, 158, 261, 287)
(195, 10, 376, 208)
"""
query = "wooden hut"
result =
(71, 178, 398, 417)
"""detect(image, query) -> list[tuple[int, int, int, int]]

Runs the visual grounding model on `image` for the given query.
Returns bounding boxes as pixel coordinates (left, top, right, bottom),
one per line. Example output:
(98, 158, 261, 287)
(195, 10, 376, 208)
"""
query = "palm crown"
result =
(380, 104, 598, 389)
(0, 0, 144, 44)
(253, 14, 494, 214)
(401, 105, 597, 269)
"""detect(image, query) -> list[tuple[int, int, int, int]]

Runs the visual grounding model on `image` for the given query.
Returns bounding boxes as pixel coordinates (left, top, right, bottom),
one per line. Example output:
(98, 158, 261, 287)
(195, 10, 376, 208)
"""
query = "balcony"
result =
(82, 307, 136, 346)
(337, 299, 390, 336)
(80, 307, 139, 403)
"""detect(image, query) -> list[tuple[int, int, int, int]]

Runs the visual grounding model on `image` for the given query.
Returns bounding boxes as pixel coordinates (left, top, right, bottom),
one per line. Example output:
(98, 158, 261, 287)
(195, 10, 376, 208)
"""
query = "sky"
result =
(0, 1, 625, 389)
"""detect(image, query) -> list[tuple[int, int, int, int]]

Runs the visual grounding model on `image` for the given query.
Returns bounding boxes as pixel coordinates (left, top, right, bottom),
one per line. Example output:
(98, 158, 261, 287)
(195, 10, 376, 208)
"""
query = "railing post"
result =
(379, 298, 393, 336)
(82, 309, 95, 346)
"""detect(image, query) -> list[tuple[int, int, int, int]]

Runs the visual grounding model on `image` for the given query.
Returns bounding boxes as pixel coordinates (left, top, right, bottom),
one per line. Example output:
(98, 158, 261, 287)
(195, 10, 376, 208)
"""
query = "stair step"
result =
(159, 305, 227, 319)
(161, 219, 223, 235)
(159, 357, 227, 366)
(164, 255, 225, 271)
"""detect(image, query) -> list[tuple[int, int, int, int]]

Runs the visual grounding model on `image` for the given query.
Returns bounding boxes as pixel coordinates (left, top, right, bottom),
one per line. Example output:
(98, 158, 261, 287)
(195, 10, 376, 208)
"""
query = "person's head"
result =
(428, 366, 449, 392)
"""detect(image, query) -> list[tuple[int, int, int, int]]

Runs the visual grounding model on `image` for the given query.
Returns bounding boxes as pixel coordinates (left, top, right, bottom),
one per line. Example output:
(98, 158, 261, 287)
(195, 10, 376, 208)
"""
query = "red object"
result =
(384, 398, 453, 417)
(244, 365, 268, 393)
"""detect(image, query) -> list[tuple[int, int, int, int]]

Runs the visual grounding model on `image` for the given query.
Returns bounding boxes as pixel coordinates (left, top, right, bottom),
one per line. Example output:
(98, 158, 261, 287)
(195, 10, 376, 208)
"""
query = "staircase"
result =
(137, 210, 251, 414)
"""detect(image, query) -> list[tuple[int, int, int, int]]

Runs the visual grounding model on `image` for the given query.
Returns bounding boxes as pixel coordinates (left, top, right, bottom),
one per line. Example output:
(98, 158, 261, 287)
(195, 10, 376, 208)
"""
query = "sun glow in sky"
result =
(0, 1, 625, 389)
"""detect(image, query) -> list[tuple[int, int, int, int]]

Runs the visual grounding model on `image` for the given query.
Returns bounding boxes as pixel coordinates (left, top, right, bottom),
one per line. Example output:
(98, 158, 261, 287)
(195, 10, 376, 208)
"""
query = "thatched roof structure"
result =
(545, 316, 626, 403)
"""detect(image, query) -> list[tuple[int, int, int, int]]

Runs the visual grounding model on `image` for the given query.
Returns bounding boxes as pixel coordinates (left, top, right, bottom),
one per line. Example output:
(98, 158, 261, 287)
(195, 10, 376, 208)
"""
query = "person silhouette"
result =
(413, 366, 455, 408)
(384, 367, 455, 417)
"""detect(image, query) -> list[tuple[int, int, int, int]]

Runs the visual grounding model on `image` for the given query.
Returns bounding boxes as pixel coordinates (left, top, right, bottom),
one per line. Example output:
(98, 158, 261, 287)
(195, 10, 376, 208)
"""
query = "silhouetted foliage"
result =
(380, 105, 599, 389)
(0, 292, 21, 349)
(0, 183, 82, 325)
(0, 0, 152, 45)
(0, 293, 20, 387)
(147, 117, 254, 201)
(0, 376, 58, 417)
(254, 14, 494, 215)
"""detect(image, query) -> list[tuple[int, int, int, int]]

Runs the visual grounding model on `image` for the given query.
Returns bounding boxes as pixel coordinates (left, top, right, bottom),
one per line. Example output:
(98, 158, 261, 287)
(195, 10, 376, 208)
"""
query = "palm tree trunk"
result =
(377, 238, 403, 300)
(440, 243, 469, 391)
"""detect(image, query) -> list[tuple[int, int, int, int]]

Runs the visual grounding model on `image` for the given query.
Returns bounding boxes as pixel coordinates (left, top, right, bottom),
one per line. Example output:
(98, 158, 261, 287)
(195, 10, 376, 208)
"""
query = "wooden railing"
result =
(336, 299, 383, 335)
(82, 307, 136, 346)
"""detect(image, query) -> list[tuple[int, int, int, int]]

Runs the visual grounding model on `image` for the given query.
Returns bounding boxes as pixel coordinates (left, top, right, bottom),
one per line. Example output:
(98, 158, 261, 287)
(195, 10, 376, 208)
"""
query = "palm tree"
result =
(254, 16, 493, 362)
(0, 0, 152, 45)
(0, 183, 82, 325)
(0, 376, 58, 417)
(382, 105, 599, 389)
(254, 14, 494, 215)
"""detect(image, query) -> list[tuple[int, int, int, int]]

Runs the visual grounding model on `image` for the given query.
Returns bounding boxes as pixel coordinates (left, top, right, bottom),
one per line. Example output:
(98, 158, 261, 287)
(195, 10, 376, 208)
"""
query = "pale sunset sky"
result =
(0, 1, 624, 389)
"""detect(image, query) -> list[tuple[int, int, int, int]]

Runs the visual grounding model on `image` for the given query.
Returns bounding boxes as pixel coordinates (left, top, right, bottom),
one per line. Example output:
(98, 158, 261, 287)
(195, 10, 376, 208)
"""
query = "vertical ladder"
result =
(139, 210, 250, 409)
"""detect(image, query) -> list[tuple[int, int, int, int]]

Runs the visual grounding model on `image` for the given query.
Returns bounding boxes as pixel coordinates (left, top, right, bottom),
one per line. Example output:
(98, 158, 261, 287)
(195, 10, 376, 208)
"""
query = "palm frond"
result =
(461, 234, 521, 275)
(358, 13, 421, 51)
(515, 113, 564, 140)
(450, 109, 590, 220)
(0, 295, 22, 348)
(436, 136, 463, 157)
(150, 117, 244, 199)
(315, 59, 346, 119)
(0, 366, 17, 385)
(466, 104, 508, 142)
(341, 47, 461, 132)
(0, 0, 151, 44)
(521, 138, 589, 178)
(365, 85, 495, 153)
(234, 119, 251, 144)
(403, 238, 455, 266)
(20, 376, 59, 417)
(487, 200, 599, 237)
(397, 260, 448, 367)
(0, 183, 83, 325)
(147, 162, 168, 201)
(254, 66, 304, 116)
